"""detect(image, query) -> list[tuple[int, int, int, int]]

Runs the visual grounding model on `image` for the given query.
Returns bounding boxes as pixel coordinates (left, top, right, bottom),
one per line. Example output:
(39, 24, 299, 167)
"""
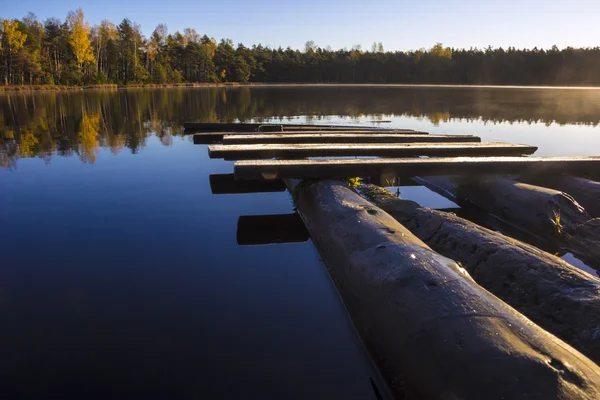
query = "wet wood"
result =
(414, 175, 600, 264)
(359, 183, 600, 364)
(236, 214, 309, 245)
(209, 142, 537, 159)
(184, 122, 388, 132)
(289, 179, 600, 399)
(222, 133, 481, 145)
(193, 129, 424, 143)
(519, 175, 600, 217)
(234, 156, 600, 180)
(209, 174, 286, 194)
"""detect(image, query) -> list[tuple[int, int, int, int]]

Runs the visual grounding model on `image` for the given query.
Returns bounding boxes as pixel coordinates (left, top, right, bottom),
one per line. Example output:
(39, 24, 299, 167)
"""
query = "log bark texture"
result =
(414, 175, 600, 264)
(359, 183, 600, 365)
(289, 179, 600, 399)
(519, 175, 600, 218)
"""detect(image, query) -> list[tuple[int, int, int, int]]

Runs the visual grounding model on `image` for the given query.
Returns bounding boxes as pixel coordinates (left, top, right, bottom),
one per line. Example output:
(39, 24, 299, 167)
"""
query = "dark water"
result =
(2, 86, 600, 398)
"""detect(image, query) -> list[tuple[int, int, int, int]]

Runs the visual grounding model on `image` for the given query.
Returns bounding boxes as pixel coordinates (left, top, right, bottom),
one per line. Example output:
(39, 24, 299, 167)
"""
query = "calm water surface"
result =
(2, 86, 600, 398)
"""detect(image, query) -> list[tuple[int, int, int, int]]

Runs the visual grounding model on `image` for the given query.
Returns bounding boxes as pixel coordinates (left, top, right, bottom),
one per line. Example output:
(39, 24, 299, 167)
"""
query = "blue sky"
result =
(1, 0, 599, 51)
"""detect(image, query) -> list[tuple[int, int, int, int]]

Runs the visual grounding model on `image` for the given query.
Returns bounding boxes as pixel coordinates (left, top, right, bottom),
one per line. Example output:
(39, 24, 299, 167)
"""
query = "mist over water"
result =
(2, 85, 600, 169)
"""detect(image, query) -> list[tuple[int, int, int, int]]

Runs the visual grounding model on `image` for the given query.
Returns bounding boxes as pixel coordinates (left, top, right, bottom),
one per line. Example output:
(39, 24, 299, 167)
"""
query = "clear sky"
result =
(1, 0, 599, 51)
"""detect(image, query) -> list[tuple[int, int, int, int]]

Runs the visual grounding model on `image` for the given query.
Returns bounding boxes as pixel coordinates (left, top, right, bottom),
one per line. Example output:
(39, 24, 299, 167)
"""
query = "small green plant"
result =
(552, 210, 563, 234)
(344, 177, 363, 188)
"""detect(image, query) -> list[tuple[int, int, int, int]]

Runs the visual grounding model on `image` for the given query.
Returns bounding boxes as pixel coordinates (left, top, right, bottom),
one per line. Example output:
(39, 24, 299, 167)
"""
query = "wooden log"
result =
(414, 175, 600, 264)
(289, 179, 600, 399)
(358, 183, 600, 364)
(209, 174, 286, 194)
(519, 175, 600, 218)
(183, 122, 388, 132)
(234, 156, 600, 181)
(209, 142, 537, 160)
(222, 133, 481, 145)
(236, 214, 309, 245)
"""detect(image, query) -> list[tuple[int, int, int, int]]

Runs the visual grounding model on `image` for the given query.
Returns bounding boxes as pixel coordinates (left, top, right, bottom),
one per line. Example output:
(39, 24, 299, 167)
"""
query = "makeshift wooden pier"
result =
(191, 121, 600, 400)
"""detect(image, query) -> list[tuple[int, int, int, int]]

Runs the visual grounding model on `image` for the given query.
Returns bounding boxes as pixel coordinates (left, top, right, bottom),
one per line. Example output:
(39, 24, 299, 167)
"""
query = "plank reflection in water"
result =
(209, 174, 286, 194)
(236, 214, 310, 245)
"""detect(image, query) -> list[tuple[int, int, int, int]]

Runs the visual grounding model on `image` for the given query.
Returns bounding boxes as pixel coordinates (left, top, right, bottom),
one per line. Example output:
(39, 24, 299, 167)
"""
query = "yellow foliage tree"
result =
(0, 19, 27, 84)
(429, 43, 452, 59)
(78, 113, 100, 163)
(67, 9, 96, 72)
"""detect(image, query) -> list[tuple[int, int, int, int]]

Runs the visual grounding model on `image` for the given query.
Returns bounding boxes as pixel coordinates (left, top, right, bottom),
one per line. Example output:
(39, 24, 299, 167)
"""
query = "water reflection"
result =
(3, 86, 600, 169)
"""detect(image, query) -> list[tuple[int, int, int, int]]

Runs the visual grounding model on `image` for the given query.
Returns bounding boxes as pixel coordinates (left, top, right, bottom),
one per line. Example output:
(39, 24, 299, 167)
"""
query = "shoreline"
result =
(3, 82, 600, 93)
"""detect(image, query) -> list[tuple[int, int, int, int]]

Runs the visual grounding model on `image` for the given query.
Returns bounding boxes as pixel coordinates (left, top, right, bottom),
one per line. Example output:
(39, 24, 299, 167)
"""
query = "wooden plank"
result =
(222, 133, 480, 145)
(184, 122, 388, 132)
(234, 156, 600, 180)
(209, 174, 286, 194)
(193, 129, 423, 142)
(209, 142, 537, 160)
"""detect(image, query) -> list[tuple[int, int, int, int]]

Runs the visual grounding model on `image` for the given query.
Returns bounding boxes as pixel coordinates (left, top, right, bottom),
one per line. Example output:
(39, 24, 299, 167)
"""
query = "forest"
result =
(2, 9, 600, 87)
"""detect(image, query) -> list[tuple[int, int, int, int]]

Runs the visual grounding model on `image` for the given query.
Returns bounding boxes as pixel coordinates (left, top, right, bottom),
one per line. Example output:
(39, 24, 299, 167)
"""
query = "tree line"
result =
(2, 9, 600, 86)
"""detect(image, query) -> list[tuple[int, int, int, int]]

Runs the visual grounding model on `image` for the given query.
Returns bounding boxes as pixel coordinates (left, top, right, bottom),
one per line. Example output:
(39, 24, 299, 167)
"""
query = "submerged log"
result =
(414, 175, 600, 264)
(358, 183, 600, 364)
(519, 175, 600, 218)
(289, 179, 600, 399)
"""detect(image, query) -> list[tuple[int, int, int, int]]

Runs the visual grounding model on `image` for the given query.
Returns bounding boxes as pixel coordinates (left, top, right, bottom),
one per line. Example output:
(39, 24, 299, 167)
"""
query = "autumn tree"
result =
(0, 19, 28, 84)
(66, 9, 95, 83)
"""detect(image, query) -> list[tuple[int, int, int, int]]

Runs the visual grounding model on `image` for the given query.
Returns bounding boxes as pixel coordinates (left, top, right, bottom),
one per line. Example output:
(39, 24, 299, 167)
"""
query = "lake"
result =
(2, 85, 600, 398)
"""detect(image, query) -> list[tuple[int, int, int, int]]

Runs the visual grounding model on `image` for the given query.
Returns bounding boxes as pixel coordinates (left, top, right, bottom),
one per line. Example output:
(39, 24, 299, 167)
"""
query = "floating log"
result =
(234, 156, 600, 181)
(414, 175, 600, 264)
(222, 133, 481, 145)
(209, 174, 286, 195)
(289, 179, 600, 399)
(519, 175, 600, 218)
(236, 214, 309, 245)
(209, 142, 537, 160)
(184, 122, 387, 132)
(358, 183, 600, 364)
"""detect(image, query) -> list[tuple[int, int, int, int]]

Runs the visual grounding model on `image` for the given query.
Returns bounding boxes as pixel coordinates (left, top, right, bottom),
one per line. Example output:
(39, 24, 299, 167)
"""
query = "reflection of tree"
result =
(19, 128, 39, 157)
(77, 113, 100, 163)
(2, 86, 600, 168)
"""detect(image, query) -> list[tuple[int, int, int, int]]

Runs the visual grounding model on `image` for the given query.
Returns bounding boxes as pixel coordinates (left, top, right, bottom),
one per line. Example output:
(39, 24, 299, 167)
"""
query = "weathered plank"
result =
(209, 174, 286, 194)
(234, 156, 600, 180)
(193, 129, 423, 143)
(222, 133, 480, 145)
(519, 175, 600, 217)
(288, 179, 600, 399)
(184, 122, 388, 132)
(209, 142, 537, 159)
(358, 183, 600, 364)
(236, 214, 309, 245)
